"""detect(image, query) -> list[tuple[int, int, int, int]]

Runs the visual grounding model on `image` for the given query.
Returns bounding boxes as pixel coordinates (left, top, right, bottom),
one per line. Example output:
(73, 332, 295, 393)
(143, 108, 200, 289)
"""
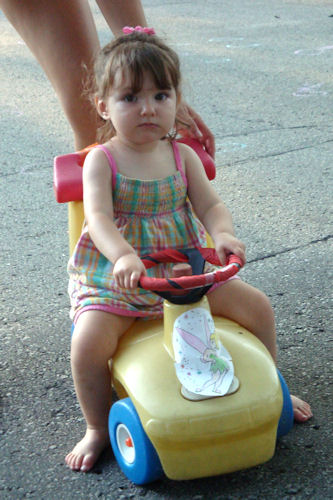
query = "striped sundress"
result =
(68, 141, 212, 323)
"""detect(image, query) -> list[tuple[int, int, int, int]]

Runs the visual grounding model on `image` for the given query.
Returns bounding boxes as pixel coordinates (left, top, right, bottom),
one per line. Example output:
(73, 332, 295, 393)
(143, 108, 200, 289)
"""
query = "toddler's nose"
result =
(141, 98, 156, 116)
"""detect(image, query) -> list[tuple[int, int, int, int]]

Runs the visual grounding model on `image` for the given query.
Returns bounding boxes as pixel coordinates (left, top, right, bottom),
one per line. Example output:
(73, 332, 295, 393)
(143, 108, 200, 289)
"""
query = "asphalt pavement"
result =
(0, 1, 332, 499)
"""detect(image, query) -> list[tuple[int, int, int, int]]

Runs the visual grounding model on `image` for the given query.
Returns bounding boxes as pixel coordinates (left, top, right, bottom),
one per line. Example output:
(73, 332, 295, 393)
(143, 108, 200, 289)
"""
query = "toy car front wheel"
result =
(277, 370, 294, 438)
(109, 398, 164, 484)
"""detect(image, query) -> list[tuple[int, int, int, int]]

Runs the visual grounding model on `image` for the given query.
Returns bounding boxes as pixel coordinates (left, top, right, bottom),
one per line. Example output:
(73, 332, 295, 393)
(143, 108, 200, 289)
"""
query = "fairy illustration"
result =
(173, 308, 235, 397)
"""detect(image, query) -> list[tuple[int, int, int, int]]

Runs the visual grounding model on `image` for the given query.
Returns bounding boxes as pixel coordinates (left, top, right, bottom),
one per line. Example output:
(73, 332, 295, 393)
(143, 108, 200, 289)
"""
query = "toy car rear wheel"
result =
(109, 398, 164, 484)
(277, 370, 294, 438)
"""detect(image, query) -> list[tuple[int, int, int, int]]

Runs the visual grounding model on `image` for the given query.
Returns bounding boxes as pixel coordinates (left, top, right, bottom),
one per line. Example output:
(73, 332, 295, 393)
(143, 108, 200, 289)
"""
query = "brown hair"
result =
(92, 31, 183, 142)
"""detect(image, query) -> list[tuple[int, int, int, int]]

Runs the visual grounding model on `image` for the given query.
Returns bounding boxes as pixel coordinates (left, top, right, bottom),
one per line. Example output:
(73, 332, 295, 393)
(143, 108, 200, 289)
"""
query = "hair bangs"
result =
(117, 43, 179, 94)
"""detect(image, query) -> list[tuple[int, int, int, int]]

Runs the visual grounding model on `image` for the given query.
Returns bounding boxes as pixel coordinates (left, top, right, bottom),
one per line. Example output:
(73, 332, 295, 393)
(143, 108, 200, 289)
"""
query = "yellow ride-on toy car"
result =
(54, 140, 293, 484)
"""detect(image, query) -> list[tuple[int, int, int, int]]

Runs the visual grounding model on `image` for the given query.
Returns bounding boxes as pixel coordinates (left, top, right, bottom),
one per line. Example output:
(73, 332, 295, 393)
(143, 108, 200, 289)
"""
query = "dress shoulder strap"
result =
(95, 144, 117, 189)
(171, 140, 188, 187)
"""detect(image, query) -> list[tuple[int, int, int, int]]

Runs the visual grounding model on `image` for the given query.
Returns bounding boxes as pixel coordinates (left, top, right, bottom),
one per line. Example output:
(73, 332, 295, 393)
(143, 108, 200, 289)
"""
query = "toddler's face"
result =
(99, 70, 179, 146)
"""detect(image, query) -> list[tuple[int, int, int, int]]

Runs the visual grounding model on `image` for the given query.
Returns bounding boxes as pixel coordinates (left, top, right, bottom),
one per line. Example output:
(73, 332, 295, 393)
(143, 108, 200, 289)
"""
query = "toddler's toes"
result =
(65, 428, 109, 472)
(291, 395, 313, 422)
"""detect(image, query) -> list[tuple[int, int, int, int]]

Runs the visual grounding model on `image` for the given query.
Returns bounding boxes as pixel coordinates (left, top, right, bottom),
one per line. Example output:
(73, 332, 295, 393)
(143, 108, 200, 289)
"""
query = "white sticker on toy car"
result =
(173, 308, 234, 397)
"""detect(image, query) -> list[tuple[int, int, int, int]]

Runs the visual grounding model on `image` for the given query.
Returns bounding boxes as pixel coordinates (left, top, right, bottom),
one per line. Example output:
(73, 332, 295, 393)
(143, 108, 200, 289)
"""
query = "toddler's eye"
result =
(124, 94, 137, 102)
(155, 92, 168, 101)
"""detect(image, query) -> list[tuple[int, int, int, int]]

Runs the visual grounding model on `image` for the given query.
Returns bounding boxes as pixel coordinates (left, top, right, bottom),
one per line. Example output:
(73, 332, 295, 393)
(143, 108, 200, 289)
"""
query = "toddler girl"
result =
(66, 27, 312, 472)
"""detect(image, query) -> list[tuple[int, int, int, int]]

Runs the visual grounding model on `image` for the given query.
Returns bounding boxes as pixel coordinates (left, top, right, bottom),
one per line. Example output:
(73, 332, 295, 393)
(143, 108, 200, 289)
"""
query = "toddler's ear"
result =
(96, 97, 109, 120)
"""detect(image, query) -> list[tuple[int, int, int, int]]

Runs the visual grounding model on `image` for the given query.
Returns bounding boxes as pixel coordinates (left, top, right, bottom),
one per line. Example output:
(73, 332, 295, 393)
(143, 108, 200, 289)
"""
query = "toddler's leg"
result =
(65, 310, 135, 472)
(208, 280, 312, 422)
(209, 279, 277, 361)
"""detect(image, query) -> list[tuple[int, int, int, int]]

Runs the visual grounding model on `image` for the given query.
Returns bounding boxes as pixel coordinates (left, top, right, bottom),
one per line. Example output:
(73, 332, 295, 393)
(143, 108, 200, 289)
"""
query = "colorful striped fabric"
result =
(68, 142, 211, 322)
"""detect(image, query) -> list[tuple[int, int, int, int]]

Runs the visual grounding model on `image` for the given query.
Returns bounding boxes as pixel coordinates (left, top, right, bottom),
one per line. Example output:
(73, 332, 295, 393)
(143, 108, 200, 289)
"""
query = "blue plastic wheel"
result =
(277, 370, 294, 438)
(109, 398, 164, 484)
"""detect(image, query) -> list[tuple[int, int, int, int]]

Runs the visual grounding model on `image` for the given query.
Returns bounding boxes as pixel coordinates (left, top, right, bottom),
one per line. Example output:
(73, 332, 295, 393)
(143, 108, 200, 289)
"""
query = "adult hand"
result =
(177, 103, 216, 158)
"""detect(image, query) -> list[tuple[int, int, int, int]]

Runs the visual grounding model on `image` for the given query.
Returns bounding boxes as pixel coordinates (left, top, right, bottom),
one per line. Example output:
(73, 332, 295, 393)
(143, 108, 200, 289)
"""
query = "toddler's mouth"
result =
(139, 122, 158, 128)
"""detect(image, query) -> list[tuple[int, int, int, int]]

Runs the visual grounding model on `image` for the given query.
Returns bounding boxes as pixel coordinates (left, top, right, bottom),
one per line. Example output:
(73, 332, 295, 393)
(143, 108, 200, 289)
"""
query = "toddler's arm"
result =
(181, 144, 246, 266)
(83, 148, 146, 289)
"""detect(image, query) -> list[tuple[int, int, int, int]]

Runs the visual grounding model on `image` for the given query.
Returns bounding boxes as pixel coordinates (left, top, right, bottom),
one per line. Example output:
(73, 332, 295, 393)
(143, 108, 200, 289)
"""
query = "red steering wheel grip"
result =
(139, 249, 243, 292)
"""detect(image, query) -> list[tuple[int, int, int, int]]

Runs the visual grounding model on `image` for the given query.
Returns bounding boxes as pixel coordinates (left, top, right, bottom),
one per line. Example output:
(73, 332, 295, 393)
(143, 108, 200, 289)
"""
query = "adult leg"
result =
(1, 0, 101, 150)
(66, 310, 135, 472)
(208, 280, 312, 422)
(96, 0, 147, 36)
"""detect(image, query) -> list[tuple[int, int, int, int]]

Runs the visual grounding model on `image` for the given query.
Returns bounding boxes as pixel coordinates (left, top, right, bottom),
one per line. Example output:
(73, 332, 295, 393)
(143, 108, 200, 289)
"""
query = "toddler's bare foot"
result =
(291, 395, 313, 422)
(65, 427, 110, 472)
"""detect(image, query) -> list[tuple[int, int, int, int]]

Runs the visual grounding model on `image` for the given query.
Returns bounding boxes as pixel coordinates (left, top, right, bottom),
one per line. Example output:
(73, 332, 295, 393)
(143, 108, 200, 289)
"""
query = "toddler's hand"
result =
(113, 253, 146, 289)
(214, 233, 246, 266)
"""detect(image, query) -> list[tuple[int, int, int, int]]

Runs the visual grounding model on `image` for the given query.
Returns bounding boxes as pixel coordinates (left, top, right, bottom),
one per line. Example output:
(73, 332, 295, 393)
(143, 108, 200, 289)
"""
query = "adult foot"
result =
(65, 427, 110, 472)
(291, 395, 313, 422)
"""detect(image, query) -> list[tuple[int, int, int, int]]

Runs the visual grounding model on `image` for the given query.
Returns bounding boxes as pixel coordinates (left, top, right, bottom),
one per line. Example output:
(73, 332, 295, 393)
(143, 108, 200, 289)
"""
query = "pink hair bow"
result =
(122, 26, 156, 36)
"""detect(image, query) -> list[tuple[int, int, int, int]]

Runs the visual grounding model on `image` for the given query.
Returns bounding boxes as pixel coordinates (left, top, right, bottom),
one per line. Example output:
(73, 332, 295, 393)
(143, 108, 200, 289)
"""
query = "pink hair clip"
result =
(122, 26, 156, 36)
